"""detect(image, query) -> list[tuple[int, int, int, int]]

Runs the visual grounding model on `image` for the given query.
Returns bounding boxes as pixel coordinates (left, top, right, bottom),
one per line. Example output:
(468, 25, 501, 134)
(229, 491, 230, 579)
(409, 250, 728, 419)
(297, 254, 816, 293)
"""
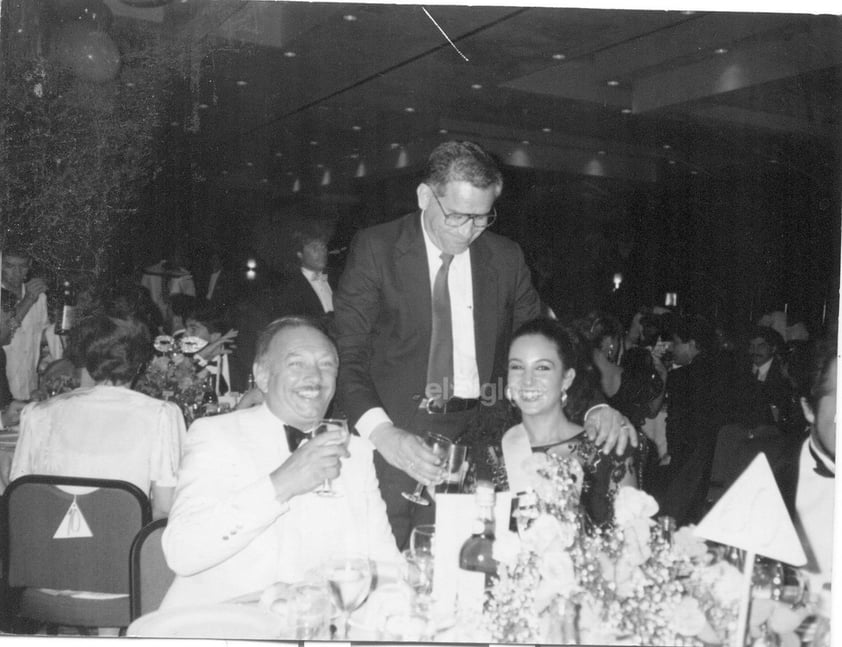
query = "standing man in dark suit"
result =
(276, 224, 334, 322)
(333, 140, 633, 547)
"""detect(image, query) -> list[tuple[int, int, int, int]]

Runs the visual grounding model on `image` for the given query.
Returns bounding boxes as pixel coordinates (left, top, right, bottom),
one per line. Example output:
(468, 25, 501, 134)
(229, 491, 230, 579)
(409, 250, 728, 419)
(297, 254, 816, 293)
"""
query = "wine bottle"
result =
(201, 375, 219, 416)
(457, 480, 498, 612)
(55, 280, 76, 336)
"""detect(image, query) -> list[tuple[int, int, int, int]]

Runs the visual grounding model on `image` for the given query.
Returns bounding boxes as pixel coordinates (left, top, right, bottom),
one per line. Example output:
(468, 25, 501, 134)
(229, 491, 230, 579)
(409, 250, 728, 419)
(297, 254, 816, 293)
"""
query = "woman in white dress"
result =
(10, 314, 185, 519)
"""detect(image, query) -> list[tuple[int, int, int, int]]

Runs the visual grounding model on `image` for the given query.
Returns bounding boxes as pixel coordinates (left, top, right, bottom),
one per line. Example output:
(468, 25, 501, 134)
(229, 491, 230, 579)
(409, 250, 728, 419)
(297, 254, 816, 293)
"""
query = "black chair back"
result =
(129, 518, 173, 620)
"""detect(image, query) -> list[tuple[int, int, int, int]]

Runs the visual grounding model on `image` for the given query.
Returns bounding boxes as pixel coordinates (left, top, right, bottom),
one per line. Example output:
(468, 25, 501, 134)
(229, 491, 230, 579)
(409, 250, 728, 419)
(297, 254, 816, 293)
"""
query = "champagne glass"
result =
(401, 433, 451, 506)
(309, 418, 349, 496)
(409, 524, 436, 557)
(323, 556, 373, 640)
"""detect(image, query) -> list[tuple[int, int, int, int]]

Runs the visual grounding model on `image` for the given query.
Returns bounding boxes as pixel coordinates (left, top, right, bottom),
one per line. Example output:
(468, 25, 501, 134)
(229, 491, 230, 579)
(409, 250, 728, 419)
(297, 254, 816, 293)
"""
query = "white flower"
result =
(621, 518, 652, 566)
(673, 525, 708, 561)
(614, 486, 659, 527)
(699, 561, 743, 603)
(670, 595, 707, 636)
(493, 530, 522, 567)
(522, 514, 567, 553)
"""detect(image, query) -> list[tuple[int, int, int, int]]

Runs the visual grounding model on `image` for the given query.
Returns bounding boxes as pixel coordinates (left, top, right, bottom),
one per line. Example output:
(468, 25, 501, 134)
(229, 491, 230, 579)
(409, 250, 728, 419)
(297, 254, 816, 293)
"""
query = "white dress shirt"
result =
(2, 284, 49, 400)
(301, 267, 333, 313)
(753, 357, 773, 382)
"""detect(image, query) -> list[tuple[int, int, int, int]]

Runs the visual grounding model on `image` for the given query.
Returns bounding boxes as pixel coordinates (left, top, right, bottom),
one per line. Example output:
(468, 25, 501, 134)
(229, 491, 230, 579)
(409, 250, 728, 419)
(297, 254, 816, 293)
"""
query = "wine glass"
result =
(434, 442, 468, 494)
(409, 524, 436, 557)
(401, 433, 452, 505)
(308, 418, 349, 496)
(323, 556, 373, 640)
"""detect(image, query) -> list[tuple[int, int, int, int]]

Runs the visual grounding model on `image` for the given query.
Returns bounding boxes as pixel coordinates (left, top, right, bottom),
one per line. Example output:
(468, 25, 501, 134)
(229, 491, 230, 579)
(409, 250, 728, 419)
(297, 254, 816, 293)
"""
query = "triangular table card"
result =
(53, 497, 93, 539)
(694, 452, 806, 566)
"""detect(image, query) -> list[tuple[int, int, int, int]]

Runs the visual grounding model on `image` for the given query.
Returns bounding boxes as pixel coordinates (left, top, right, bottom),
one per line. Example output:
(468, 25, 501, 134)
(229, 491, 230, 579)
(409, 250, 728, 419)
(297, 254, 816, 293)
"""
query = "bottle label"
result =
(455, 568, 486, 616)
(59, 305, 76, 333)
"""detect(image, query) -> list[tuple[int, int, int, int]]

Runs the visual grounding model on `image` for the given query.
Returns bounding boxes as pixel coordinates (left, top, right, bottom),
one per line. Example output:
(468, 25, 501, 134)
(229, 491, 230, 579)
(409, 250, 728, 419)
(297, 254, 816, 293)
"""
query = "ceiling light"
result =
(169, 121, 180, 127)
(471, 84, 483, 90)
(349, 153, 359, 159)
(309, 140, 318, 146)
(221, 170, 229, 175)
(275, 152, 283, 158)
(668, 159, 676, 165)
(283, 51, 297, 58)
(621, 108, 632, 114)
(390, 142, 401, 150)
(714, 48, 728, 55)
(690, 170, 699, 175)
(316, 163, 324, 169)
(245, 161, 254, 167)
(125, 82, 135, 88)
(521, 140, 530, 145)
(260, 178, 268, 184)
(438, 129, 448, 135)
(606, 80, 620, 87)
(235, 80, 248, 87)
(404, 107, 416, 113)
(598, 150, 607, 156)
(662, 144, 672, 150)
(342, 14, 357, 21)
(351, 125, 362, 131)
(552, 53, 566, 60)
(198, 103, 209, 110)
(542, 127, 551, 133)
(769, 159, 779, 164)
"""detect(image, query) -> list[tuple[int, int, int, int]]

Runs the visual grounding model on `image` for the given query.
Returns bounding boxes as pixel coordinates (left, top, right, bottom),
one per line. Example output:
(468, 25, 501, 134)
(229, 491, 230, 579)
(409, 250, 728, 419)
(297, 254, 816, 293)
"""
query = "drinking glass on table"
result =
(289, 579, 333, 639)
(404, 524, 435, 601)
(308, 418, 349, 496)
(401, 433, 451, 505)
(323, 555, 373, 640)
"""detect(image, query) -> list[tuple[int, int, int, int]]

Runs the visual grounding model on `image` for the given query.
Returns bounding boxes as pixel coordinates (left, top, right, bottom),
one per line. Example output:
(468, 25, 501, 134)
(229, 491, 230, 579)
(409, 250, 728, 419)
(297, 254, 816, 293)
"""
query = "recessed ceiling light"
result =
(471, 84, 483, 90)
(668, 159, 676, 165)
(349, 153, 359, 159)
(521, 140, 530, 145)
(275, 152, 283, 158)
(286, 171, 293, 176)
(351, 125, 362, 131)
(260, 178, 268, 183)
(690, 170, 699, 175)
(221, 170, 229, 175)
(236, 80, 248, 87)
(552, 53, 566, 60)
(125, 82, 135, 88)
(198, 103, 209, 110)
(542, 127, 551, 133)
(597, 150, 607, 156)
(404, 107, 416, 113)
(316, 163, 324, 169)
(343, 14, 357, 21)
(309, 140, 318, 146)
(438, 129, 448, 134)
(283, 51, 297, 58)
(621, 108, 632, 114)
(662, 144, 672, 150)
(714, 48, 728, 55)
(606, 80, 620, 87)
(769, 159, 779, 164)
(245, 161, 254, 167)
(390, 143, 401, 150)
(170, 121, 180, 127)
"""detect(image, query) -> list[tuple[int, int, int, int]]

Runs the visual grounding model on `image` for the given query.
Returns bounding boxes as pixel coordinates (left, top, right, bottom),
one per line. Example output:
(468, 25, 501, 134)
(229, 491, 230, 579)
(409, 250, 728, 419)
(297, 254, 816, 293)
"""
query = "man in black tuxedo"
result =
(333, 140, 633, 547)
(276, 225, 335, 322)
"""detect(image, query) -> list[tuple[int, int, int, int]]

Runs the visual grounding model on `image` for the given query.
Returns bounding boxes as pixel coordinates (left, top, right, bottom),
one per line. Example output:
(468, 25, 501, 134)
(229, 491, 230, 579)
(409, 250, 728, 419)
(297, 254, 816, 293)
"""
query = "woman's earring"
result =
(505, 385, 513, 400)
(560, 390, 568, 408)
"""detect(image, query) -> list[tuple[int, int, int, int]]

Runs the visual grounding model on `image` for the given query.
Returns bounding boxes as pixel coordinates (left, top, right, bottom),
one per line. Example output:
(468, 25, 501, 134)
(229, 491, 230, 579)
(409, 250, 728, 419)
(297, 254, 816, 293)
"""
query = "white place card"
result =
(432, 492, 512, 614)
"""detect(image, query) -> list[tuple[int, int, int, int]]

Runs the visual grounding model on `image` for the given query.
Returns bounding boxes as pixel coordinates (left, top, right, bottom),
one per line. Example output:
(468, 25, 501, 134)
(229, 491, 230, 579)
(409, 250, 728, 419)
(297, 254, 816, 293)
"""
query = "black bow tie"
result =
(809, 443, 835, 478)
(284, 425, 309, 452)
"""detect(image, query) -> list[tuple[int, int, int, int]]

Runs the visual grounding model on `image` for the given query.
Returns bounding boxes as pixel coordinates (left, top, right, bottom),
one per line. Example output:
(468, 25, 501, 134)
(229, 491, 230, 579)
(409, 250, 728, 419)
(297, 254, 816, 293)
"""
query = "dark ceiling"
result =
(107, 1, 842, 195)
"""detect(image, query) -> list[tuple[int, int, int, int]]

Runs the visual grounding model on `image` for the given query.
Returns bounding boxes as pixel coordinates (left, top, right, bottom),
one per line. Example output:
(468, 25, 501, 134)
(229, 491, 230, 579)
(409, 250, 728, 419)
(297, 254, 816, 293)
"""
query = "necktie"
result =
(426, 252, 454, 403)
(284, 425, 308, 452)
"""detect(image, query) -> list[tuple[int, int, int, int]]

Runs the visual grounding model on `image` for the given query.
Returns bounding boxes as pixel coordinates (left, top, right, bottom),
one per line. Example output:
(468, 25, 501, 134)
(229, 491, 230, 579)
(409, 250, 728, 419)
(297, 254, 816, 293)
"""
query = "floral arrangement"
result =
(486, 452, 743, 645)
(133, 334, 212, 422)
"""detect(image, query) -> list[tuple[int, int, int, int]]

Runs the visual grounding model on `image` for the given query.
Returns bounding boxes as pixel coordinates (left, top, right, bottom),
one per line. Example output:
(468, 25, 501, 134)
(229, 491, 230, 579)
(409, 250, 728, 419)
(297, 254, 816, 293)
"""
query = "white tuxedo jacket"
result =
(161, 404, 400, 609)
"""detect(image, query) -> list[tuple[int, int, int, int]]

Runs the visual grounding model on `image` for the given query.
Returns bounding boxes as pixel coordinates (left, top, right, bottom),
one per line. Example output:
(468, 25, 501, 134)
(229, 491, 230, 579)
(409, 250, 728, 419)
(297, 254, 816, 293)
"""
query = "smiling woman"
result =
(501, 317, 643, 527)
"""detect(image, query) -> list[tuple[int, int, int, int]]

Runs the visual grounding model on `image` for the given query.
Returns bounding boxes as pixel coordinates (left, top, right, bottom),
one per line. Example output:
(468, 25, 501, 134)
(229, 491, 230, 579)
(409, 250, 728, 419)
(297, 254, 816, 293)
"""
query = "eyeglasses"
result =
(429, 188, 497, 229)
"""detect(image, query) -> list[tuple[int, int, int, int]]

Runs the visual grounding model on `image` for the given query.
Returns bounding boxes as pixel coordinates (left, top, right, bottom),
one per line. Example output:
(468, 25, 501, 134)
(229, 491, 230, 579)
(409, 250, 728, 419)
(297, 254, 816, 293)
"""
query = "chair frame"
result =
(2, 475, 151, 629)
(129, 517, 171, 621)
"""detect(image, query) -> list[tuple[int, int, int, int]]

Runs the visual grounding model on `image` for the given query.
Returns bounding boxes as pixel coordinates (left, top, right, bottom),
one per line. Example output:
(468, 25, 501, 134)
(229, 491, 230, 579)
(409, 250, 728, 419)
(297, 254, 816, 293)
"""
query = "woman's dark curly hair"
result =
(510, 317, 598, 424)
(68, 314, 152, 385)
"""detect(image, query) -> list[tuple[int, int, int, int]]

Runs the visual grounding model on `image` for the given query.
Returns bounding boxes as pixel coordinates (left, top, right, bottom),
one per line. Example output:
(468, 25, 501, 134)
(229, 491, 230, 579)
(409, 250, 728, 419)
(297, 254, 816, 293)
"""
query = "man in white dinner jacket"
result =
(160, 316, 400, 609)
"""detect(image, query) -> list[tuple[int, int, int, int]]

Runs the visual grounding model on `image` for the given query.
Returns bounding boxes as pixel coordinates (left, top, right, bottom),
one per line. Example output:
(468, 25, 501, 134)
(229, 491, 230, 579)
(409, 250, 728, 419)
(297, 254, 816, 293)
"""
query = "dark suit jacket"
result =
(333, 211, 542, 430)
(276, 270, 332, 319)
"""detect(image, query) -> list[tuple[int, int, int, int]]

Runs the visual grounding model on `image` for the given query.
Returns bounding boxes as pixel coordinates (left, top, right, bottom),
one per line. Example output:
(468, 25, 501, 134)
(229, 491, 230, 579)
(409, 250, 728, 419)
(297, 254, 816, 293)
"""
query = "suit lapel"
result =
(394, 213, 433, 339)
(471, 237, 498, 382)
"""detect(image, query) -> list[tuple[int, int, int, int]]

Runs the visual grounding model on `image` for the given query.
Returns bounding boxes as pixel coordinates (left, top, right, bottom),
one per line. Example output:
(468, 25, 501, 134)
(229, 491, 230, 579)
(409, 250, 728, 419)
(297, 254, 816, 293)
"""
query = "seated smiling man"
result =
(161, 316, 400, 609)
